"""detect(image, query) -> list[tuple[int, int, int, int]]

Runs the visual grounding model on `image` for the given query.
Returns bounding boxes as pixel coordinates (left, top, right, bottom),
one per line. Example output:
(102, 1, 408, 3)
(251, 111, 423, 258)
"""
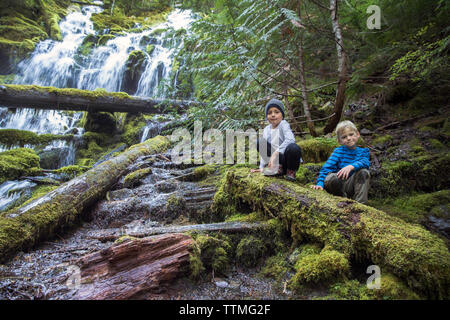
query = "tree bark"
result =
(0, 136, 171, 263)
(323, 0, 349, 134)
(0, 84, 202, 114)
(72, 233, 194, 300)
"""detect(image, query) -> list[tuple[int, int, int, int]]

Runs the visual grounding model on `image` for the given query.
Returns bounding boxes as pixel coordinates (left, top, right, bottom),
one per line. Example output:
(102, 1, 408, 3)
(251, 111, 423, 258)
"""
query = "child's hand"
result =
(337, 165, 354, 180)
(268, 152, 279, 168)
(310, 185, 324, 190)
(250, 168, 261, 173)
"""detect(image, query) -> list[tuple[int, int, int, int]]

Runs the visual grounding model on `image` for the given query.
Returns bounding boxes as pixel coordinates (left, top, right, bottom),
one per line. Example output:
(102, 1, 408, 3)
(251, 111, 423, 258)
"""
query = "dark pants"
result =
(324, 169, 370, 204)
(257, 138, 302, 173)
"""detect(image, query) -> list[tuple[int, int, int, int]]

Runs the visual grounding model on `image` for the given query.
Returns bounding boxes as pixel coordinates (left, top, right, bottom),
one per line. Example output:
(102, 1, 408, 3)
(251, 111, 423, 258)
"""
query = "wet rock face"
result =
(121, 50, 148, 94)
(39, 147, 70, 169)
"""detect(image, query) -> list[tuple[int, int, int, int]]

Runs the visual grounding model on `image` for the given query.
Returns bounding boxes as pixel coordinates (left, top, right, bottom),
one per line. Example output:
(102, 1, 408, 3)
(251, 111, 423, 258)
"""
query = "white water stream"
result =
(0, 2, 194, 210)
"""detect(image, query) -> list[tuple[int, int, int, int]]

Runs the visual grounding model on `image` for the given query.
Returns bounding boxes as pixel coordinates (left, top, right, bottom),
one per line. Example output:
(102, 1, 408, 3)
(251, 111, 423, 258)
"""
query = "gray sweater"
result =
(259, 120, 296, 169)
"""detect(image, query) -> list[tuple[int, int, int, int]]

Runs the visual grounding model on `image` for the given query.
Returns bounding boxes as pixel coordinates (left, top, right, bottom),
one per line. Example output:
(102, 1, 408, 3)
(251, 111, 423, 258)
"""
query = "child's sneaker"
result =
(285, 169, 296, 181)
(263, 165, 283, 176)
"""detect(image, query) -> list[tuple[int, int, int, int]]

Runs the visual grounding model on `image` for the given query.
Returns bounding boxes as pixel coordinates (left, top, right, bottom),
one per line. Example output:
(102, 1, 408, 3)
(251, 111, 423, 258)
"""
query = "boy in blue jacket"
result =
(311, 120, 370, 204)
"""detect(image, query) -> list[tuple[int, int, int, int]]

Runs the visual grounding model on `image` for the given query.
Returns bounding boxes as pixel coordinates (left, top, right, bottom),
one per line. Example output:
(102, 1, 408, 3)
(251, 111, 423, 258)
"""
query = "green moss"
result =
(190, 165, 217, 181)
(372, 134, 393, 146)
(259, 252, 289, 283)
(369, 190, 450, 224)
(0, 129, 73, 147)
(0, 148, 40, 183)
(218, 167, 450, 299)
(235, 235, 267, 268)
(97, 34, 115, 46)
(372, 154, 450, 197)
(121, 114, 147, 146)
(189, 241, 205, 280)
(296, 137, 339, 163)
(428, 138, 445, 150)
(295, 163, 323, 185)
(325, 272, 421, 300)
(194, 234, 232, 275)
(54, 165, 89, 179)
(90, 5, 171, 34)
(289, 248, 350, 289)
(123, 167, 152, 188)
(77, 34, 97, 56)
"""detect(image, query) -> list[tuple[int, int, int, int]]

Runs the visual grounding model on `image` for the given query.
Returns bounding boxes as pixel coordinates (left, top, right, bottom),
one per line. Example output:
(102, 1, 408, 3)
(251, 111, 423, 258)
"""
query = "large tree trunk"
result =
(219, 168, 450, 299)
(72, 233, 194, 300)
(0, 136, 171, 263)
(323, 0, 349, 134)
(0, 84, 201, 114)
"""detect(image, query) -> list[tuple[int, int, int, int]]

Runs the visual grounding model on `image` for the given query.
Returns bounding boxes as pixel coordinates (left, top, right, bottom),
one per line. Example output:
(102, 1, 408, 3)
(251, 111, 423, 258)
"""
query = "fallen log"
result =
(73, 233, 194, 300)
(216, 167, 450, 299)
(0, 84, 203, 114)
(0, 136, 171, 263)
(88, 221, 266, 242)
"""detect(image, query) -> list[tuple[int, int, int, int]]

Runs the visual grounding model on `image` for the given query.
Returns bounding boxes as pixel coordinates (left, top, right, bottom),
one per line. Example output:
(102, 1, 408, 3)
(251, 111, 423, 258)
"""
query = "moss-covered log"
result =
(217, 167, 450, 299)
(0, 135, 171, 263)
(0, 84, 203, 114)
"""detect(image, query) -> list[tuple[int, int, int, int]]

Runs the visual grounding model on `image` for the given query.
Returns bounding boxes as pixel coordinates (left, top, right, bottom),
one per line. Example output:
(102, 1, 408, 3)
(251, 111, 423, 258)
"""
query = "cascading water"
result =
(0, 2, 194, 211)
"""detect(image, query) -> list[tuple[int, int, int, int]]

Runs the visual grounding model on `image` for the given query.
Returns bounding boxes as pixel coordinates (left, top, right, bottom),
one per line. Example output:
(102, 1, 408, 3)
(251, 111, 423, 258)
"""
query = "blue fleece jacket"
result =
(316, 146, 370, 188)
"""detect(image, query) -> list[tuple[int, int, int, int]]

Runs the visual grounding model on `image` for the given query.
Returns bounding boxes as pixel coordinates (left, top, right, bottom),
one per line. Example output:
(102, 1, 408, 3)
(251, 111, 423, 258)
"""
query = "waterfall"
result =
(0, 3, 194, 202)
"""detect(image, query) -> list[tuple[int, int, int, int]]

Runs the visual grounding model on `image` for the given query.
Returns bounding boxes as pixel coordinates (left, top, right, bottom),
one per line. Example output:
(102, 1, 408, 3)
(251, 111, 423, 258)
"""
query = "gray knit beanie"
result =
(264, 98, 285, 119)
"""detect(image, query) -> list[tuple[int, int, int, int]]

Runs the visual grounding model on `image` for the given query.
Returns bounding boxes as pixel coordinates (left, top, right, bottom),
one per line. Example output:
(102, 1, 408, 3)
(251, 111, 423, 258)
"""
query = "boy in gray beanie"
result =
(250, 98, 302, 181)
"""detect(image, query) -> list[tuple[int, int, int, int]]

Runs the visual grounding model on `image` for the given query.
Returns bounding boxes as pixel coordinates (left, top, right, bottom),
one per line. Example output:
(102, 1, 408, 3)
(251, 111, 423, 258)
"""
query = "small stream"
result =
(0, 151, 298, 300)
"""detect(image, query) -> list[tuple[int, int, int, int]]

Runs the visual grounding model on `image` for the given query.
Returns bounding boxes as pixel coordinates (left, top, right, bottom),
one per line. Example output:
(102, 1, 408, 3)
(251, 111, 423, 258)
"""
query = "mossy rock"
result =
(259, 252, 290, 283)
(194, 234, 232, 275)
(371, 154, 450, 198)
(97, 34, 116, 46)
(121, 113, 147, 146)
(235, 235, 267, 268)
(296, 137, 339, 163)
(0, 129, 73, 147)
(327, 274, 421, 300)
(123, 167, 152, 188)
(289, 248, 350, 289)
(369, 190, 450, 225)
(77, 34, 97, 57)
(0, 148, 40, 183)
(121, 50, 147, 94)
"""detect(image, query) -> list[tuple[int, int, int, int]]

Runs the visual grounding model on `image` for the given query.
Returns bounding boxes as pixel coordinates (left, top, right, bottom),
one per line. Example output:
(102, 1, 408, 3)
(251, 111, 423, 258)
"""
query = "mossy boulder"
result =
(290, 248, 350, 291)
(217, 167, 450, 299)
(121, 114, 147, 146)
(326, 272, 421, 300)
(77, 34, 97, 57)
(371, 154, 450, 198)
(296, 137, 339, 163)
(0, 148, 40, 183)
(235, 235, 267, 268)
(123, 167, 152, 188)
(0, 129, 73, 147)
(121, 50, 147, 94)
(194, 234, 232, 275)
